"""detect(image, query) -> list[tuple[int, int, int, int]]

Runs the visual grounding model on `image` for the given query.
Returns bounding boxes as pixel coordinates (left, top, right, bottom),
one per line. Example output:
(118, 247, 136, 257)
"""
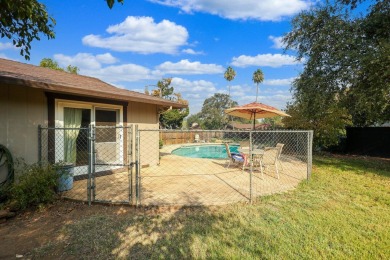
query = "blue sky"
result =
(0, 0, 311, 114)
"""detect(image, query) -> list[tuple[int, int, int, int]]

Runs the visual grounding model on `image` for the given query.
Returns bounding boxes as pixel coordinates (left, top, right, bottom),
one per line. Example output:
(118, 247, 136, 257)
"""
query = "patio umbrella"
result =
(225, 102, 290, 130)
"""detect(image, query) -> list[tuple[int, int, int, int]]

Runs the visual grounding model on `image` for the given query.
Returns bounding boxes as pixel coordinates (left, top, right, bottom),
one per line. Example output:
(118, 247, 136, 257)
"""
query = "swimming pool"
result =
(172, 144, 240, 159)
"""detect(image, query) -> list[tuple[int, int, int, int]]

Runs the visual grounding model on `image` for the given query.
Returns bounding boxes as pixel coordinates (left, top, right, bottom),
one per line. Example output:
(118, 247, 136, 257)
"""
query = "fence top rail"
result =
(94, 125, 132, 129)
(39, 127, 90, 130)
(138, 129, 313, 133)
(38, 125, 313, 134)
(39, 125, 132, 130)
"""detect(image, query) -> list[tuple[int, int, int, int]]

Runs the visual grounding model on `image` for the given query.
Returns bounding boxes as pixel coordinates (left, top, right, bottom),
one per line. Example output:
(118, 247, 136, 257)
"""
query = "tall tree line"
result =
(283, 0, 390, 148)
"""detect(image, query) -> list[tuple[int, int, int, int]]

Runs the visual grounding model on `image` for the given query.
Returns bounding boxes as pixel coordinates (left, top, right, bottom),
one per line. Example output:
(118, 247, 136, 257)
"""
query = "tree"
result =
(188, 94, 252, 129)
(39, 58, 79, 74)
(151, 78, 174, 99)
(160, 108, 189, 129)
(252, 69, 264, 102)
(149, 78, 188, 129)
(199, 93, 238, 130)
(282, 0, 390, 147)
(283, 101, 352, 149)
(0, 1, 55, 60)
(261, 117, 284, 129)
(1, 0, 124, 60)
(187, 113, 202, 129)
(159, 92, 189, 129)
(106, 0, 124, 9)
(224, 66, 236, 98)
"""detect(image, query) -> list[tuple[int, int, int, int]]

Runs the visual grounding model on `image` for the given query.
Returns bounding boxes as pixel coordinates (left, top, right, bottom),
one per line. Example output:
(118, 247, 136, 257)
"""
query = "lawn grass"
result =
(33, 155, 390, 259)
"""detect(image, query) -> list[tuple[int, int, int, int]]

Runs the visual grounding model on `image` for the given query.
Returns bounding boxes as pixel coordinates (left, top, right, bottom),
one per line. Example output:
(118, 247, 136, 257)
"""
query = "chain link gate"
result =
(89, 125, 135, 204)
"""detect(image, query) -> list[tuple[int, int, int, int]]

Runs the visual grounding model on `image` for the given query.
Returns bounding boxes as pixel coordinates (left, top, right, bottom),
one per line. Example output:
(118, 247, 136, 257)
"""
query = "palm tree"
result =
(252, 69, 264, 102)
(224, 66, 236, 128)
(224, 66, 236, 98)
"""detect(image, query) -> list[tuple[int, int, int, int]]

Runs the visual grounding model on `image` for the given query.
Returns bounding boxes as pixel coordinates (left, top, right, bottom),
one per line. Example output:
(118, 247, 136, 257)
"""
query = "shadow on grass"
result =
(313, 154, 390, 178)
(51, 205, 271, 259)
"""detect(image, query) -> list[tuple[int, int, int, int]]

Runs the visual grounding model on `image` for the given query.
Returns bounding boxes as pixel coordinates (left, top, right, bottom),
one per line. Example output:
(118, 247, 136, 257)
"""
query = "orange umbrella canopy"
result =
(225, 102, 290, 129)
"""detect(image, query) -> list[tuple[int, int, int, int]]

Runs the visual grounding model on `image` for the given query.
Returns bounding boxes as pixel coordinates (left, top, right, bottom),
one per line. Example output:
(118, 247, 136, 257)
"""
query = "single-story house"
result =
(0, 58, 187, 175)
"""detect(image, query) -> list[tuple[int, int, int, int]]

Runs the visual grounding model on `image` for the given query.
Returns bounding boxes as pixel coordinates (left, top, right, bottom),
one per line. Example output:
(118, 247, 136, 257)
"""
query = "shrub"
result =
(159, 139, 164, 149)
(9, 162, 63, 210)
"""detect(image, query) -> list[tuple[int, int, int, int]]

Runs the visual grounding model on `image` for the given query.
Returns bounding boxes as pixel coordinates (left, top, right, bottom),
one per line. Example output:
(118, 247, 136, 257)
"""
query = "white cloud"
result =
(54, 53, 118, 70)
(83, 63, 156, 83)
(95, 53, 118, 64)
(231, 54, 300, 68)
(82, 16, 188, 54)
(0, 42, 16, 50)
(172, 77, 216, 93)
(268, 35, 285, 49)
(54, 53, 155, 82)
(236, 93, 292, 110)
(149, 0, 311, 21)
(156, 59, 224, 75)
(264, 77, 296, 86)
(182, 48, 204, 55)
(230, 85, 248, 97)
(170, 77, 218, 113)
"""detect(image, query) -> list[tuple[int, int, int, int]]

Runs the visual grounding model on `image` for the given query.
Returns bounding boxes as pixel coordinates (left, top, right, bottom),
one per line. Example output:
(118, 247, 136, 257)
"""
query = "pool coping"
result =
(160, 142, 239, 154)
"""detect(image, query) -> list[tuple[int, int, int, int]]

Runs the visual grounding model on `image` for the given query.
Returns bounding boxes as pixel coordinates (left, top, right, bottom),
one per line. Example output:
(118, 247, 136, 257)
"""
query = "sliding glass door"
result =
(55, 100, 123, 175)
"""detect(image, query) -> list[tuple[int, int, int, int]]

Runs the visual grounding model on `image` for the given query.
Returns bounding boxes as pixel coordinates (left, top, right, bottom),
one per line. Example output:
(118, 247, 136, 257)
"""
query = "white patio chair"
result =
(259, 147, 280, 179)
(275, 143, 285, 172)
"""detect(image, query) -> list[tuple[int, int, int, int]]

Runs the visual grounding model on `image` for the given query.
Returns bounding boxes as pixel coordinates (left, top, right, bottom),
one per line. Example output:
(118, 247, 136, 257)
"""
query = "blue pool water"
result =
(172, 144, 240, 159)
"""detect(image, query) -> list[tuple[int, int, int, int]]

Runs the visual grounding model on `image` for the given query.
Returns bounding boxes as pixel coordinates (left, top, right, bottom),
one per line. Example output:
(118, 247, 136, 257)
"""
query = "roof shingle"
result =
(0, 58, 187, 108)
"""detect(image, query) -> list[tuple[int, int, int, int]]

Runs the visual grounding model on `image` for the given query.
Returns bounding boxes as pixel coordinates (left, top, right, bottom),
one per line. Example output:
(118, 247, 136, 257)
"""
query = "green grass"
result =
(34, 155, 390, 259)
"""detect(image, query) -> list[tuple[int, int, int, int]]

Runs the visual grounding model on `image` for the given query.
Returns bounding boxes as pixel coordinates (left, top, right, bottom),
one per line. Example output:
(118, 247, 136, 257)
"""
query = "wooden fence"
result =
(160, 131, 224, 145)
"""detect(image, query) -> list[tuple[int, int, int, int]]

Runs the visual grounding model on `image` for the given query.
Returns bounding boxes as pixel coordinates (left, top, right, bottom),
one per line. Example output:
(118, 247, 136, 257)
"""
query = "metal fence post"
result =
(38, 125, 42, 165)
(91, 125, 96, 202)
(135, 125, 140, 206)
(249, 131, 253, 203)
(87, 125, 92, 206)
(128, 125, 133, 204)
(307, 130, 313, 180)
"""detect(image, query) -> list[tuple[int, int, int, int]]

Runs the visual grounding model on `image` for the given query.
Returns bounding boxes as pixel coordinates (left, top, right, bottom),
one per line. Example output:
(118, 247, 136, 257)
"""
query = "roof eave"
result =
(0, 75, 187, 109)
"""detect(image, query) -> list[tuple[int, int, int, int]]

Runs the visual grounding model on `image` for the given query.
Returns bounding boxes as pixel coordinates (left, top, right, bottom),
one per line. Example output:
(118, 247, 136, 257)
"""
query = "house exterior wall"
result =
(0, 84, 161, 167)
(127, 102, 160, 167)
(0, 85, 47, 164)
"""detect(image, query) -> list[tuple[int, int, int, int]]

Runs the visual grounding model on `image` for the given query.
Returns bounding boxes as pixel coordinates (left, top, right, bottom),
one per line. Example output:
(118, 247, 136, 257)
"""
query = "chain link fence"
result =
(138, 129, 313, 206)
(39, 126, 312, 206)
(39, 126, 91, 202)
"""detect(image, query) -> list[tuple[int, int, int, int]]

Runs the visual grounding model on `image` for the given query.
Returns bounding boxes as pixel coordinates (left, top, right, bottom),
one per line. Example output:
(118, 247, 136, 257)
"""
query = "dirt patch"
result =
(0, 201, 145, 259)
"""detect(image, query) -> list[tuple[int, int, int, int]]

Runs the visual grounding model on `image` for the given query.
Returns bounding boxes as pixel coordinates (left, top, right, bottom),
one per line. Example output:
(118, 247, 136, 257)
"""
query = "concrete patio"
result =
(62, 152, 307, 206)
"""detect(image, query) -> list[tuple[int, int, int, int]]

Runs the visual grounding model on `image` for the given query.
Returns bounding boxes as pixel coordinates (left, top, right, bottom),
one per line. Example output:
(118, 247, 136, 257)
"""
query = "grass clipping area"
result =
(34, 155, 390, 259)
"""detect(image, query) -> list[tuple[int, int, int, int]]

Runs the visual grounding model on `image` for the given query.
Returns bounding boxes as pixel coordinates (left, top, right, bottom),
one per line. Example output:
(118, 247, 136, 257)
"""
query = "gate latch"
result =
(129, 162, 137, 167)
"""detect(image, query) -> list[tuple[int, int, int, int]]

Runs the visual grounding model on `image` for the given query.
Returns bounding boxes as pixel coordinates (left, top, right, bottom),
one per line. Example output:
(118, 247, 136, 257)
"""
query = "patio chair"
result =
(224, 143, 246, 169)
(259, 147, 279, 179)
(275, 143, 284, 172)
(194, 134, 200, 143)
